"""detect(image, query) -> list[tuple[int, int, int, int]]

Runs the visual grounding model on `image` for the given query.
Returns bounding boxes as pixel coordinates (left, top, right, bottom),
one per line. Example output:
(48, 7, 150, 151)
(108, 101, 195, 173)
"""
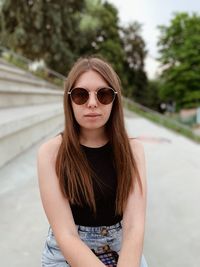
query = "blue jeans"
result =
(41, 221, 148, 267)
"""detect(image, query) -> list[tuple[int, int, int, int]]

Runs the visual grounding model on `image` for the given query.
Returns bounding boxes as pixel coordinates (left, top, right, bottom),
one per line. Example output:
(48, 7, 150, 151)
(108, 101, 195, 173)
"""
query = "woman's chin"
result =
(79, 123, 105, 131)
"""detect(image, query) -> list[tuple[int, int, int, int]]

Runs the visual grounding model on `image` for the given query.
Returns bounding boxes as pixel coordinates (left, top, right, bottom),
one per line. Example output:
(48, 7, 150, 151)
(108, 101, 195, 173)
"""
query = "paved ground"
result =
(125, 113, 200, 267)
(0, 109, 200, 267)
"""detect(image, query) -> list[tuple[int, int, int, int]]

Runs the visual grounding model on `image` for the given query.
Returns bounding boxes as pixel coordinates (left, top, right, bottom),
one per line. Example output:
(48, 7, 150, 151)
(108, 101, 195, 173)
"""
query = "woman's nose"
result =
(87, 92, 98, 107)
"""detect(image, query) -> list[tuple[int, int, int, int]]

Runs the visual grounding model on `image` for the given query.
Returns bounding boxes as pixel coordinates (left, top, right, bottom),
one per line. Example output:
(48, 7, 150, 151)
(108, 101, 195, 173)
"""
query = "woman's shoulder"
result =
(128, 136, 143, 148)
(128, 136, 145, 158)
(37, 133, 63, 163)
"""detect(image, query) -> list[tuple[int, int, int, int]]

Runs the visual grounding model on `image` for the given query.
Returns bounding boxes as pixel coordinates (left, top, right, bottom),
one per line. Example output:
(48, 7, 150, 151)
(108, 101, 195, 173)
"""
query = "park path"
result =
(0, 109, 200, 267)
(125, 112, 200, 267)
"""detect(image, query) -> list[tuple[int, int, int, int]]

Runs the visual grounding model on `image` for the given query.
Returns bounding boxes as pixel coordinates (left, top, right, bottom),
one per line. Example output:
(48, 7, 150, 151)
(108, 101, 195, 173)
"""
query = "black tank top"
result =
(69, 141, 123, 226)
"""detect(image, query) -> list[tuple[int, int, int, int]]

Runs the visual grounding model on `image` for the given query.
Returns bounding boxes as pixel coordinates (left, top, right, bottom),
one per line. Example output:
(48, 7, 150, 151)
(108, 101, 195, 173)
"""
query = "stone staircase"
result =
(0, 58, 64, 169)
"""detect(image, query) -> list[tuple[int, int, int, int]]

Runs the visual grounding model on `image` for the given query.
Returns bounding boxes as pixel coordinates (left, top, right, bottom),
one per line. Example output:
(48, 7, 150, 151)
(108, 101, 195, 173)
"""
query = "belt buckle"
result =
(101, 227, 108, 236)
(102, 244, 110, 252)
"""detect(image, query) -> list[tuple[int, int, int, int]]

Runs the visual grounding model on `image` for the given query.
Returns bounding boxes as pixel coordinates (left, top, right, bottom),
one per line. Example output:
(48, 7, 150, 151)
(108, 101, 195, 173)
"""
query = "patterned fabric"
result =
(91, 249, 119, 266)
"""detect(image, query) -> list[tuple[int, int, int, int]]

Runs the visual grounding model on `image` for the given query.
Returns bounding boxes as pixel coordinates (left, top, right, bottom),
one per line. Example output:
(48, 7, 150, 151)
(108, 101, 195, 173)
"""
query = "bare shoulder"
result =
(129, 137, 144, 151)
(128, 137, 145, 163)
(37, 134, 63, 163)
(129, 138, 147, 188)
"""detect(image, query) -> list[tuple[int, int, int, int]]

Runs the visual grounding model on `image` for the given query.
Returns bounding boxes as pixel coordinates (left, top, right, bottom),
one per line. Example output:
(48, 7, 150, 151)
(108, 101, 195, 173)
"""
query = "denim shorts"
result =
(41, 220, 148, 267)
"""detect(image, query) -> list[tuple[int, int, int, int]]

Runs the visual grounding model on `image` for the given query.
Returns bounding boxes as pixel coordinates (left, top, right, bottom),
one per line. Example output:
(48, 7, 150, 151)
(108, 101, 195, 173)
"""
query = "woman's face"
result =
(70, 70, 114, 132)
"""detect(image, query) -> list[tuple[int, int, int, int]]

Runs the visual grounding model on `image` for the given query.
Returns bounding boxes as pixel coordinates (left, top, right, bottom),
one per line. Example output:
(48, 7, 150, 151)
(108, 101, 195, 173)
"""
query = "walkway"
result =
(0, 109, 200, 267)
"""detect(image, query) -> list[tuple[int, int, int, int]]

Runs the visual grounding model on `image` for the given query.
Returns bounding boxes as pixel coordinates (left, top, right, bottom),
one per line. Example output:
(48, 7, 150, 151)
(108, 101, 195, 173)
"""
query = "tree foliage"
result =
(0, 0, 148, 106)
(145, 79, 163, 111)
(157, 12, 200, 110)
(78, 1, 125, 81)
(121, 22, 148, 104)
(1, 0, 84, 74)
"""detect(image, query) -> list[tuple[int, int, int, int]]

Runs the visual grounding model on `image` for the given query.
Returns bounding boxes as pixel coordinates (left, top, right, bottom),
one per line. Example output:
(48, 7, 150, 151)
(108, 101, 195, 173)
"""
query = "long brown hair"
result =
(55, 56, 143, 216)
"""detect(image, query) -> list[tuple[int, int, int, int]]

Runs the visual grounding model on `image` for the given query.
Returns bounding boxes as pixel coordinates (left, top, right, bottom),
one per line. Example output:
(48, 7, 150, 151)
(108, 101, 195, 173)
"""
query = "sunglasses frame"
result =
(68, 87, 118, 105)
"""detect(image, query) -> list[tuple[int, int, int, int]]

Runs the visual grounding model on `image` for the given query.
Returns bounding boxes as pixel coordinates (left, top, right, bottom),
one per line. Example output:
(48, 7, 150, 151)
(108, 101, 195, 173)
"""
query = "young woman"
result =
(37, 56, 148, 267)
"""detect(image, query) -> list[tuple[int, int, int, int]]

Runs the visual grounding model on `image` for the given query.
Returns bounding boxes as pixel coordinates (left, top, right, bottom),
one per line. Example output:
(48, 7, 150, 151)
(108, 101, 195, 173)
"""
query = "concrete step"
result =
(0, 58, 42, 80)
(0, 58, 61, 90)
(0, 103, 64, 168)
(0, 68, 60, 90)
(0, 79, 63, 108)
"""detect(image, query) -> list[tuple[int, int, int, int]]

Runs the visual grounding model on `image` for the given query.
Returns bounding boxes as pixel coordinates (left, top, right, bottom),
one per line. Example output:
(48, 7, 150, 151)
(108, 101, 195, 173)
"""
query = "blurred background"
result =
(0, 0, 200, 266)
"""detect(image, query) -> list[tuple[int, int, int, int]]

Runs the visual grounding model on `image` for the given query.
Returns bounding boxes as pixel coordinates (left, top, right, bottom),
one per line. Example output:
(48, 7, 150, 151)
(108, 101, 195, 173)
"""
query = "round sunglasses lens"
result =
(97, 88, 115, 104)
(71, 88, 88, 105)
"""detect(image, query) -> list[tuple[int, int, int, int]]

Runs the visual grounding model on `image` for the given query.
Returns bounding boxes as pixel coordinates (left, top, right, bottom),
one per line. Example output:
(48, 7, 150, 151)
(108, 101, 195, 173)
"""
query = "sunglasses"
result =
(68, 87, 118, 105)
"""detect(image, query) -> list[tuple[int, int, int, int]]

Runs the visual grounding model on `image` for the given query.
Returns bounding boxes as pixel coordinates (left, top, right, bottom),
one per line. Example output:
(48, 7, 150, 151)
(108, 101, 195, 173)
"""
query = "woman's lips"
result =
(84, 114, 102, 120)
(84, 114, 101, 117)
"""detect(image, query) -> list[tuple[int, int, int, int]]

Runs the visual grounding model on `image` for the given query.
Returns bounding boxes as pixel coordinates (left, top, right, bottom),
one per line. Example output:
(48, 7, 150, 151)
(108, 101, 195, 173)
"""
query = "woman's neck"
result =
(79, 128, 108, 147)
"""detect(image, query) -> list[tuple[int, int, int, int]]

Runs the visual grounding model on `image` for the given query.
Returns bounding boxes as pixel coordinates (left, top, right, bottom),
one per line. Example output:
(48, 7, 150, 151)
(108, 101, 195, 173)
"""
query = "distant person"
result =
(37, 56, 148, 267)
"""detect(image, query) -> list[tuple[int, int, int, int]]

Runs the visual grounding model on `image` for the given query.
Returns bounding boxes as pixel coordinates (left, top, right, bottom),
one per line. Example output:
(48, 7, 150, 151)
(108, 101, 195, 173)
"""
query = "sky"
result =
(108, 0, 200, 79)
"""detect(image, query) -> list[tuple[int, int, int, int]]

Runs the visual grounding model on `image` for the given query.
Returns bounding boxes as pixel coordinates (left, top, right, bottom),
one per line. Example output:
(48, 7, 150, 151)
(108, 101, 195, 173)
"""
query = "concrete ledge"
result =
(0, 81, 63, 108)
(0, 58, 65, 168)
(0, 103, 64, 168)
(0, 70, 61, 90)
(0, 61, 40, 78)
(0, 59, 62, 90)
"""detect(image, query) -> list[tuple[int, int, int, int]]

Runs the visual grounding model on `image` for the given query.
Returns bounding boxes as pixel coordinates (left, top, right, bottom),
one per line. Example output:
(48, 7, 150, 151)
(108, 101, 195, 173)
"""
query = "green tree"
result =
(79, 0, 148, 99)
(1, 0, 125, 76)
(121, 22, 148, 105)
(158, 12, 200, 110)
(1, 0, 85, 74)
(145, 79, 163, 111)
(0, 0, 148, 102)
(95, 2, 124, 75)
(79, 0, 125, 80)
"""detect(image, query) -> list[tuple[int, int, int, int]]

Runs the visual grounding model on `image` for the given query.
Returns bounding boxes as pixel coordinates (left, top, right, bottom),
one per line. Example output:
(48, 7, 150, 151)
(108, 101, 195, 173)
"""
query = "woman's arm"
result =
(117, 139, 147, 267)
(37, 136, 106, 267)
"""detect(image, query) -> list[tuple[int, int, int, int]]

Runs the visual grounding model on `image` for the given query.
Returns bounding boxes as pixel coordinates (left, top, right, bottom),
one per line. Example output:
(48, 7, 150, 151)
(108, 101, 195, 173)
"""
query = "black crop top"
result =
(69, 141, 123, 226)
